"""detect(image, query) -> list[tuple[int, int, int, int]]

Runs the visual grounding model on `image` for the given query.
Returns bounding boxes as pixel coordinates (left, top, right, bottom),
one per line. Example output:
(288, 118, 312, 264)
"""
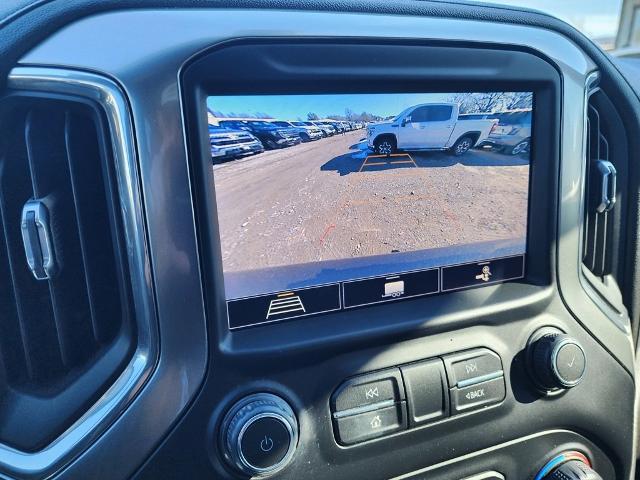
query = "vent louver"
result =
(0, 94, 135, 452)
(582, 89, 626, 282)
(583, 102, 613, 276)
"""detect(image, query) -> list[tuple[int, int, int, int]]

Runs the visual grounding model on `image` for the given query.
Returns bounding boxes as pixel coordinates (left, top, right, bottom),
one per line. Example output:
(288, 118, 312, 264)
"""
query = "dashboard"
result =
(0, 2, 638, 480)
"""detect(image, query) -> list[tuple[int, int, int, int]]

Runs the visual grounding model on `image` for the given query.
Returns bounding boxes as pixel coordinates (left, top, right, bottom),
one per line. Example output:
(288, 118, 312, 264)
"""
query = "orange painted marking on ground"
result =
(320, 224, 336, 245)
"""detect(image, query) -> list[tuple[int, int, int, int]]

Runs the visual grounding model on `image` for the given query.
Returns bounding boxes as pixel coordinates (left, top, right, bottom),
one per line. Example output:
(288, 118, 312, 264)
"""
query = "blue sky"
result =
(208, 93, 454, 120)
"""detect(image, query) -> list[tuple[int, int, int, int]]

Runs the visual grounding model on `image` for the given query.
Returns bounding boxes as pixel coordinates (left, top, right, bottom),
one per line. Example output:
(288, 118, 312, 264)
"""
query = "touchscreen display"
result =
(207, 92, 532, 328)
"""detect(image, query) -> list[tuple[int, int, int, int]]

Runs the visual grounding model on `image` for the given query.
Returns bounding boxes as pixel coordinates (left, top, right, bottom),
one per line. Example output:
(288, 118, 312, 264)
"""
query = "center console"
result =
(176, 38, 633, 479)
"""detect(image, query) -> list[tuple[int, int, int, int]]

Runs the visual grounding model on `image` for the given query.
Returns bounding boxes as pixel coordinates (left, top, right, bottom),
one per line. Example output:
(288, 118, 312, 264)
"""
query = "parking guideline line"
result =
(359, 153, 418, 172)
(362, 161, 387, 167)
(365, 153, 414, 159)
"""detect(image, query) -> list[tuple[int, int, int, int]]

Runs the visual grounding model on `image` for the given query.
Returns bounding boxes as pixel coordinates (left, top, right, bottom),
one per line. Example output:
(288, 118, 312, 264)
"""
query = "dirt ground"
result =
(213, 130, 529, 273)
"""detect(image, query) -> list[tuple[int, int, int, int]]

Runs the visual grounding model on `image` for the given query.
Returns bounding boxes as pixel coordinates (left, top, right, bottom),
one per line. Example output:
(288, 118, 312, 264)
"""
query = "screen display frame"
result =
(208, 91, 533, 303)
(181, 38, 560, 335)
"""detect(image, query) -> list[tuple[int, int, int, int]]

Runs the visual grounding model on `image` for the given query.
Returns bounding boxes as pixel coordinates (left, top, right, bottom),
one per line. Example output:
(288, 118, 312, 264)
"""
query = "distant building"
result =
(617, 0, 640, 49)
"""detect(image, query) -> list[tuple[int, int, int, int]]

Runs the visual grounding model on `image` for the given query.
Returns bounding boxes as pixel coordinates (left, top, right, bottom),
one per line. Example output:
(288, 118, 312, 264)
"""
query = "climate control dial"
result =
(535, 451, 602, 480)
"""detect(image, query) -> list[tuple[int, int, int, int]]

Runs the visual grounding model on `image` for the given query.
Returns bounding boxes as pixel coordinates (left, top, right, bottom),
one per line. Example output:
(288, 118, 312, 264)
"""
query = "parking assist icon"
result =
(266, 292, 306, 319)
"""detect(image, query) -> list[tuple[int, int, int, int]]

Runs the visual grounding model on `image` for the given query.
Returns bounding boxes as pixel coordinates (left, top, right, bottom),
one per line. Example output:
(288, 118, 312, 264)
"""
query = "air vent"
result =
(0, 94, 135, 452)
(582, 89, 627, 282)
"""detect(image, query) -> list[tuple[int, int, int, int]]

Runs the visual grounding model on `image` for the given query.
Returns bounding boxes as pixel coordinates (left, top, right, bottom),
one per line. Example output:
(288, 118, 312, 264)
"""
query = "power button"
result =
(240, 416, 291, 470)
(221, 393, 298, 477)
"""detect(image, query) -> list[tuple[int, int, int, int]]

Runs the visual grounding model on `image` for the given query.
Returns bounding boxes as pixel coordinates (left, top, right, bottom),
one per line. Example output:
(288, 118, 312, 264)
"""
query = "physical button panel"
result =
(443, 349, 504, 388)
(334, 403, 407, 445)
(330, 348, 506, 445)
(331, 369, 405, 413)
(401, 359, 449, 426)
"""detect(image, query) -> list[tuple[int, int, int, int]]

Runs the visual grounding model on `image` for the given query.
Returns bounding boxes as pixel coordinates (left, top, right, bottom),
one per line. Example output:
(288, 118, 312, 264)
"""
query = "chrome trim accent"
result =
(5, 67, 158, 479)
(456, 370, 504, 389)
(461, 473, 505, 480)
(21, 199, 56, 280)
(332, 399, 396, 419)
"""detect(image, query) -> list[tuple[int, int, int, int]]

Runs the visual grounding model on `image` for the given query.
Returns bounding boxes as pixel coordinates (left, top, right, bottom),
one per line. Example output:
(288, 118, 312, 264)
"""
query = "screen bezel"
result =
(181, 38, 560, 340)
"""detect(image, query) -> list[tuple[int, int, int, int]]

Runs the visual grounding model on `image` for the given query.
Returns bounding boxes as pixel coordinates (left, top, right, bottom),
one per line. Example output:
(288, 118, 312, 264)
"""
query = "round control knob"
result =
(545, 461, 603, 480)
(220, 393, 298, 477)
(535, 451, 602, 480)
(528, 329, 586, 391)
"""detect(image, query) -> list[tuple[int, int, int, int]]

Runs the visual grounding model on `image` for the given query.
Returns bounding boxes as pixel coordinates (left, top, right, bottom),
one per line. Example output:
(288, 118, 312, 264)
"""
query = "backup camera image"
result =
(207, 92, 532, 304)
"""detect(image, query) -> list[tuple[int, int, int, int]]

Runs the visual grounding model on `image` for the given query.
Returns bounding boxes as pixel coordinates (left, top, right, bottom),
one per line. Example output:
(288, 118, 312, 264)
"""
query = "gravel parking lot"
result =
(213, 130, 529, 273)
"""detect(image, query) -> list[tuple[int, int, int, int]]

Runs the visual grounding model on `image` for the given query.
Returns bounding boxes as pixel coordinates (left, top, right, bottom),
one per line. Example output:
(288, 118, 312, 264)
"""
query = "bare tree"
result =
(503, 92, 533, 110)
(358, 111, 375, 122)
(307, 112, 319, 120)
(447, 92, 532, 114)
(474, 93, 506, 112)
(344, 108, 355, 121)
(447, 93, 488, 114)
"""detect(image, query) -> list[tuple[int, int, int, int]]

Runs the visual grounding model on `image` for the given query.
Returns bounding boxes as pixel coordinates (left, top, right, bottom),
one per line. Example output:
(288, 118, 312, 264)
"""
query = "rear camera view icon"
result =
(266, 292, 306, 319)
(475, 265, 492, 282)
(383, 279, 405, 298)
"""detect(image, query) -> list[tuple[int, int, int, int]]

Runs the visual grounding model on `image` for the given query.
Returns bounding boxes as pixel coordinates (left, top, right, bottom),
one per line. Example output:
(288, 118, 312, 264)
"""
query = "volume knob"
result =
(528, 330, 586, 391)
(220, 393, 298, 477)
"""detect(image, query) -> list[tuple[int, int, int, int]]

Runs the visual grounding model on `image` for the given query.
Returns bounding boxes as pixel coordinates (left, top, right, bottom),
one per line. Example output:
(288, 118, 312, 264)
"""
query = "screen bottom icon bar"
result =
(226, 255, 525, 330)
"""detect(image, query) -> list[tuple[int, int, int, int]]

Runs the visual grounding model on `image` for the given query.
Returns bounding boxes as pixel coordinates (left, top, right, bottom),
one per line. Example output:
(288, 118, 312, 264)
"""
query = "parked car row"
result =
(475, 109, 532, 155)
(209, 117, 366, 163)
(366, 104, 531, 157)
(208, 124, 265, 163)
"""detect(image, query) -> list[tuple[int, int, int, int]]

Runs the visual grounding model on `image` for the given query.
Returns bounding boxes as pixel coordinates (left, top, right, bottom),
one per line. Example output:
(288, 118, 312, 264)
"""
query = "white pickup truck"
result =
(367, 103, 496, 156)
